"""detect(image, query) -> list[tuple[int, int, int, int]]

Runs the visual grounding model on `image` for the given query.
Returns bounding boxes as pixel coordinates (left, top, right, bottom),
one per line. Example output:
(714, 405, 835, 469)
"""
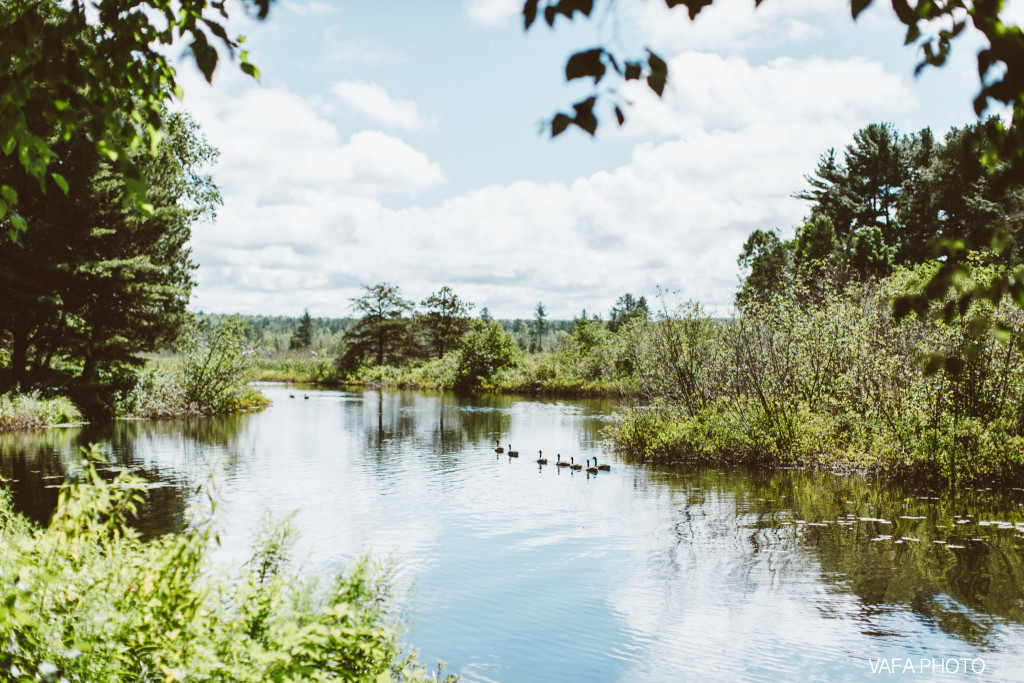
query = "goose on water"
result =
(595, 456, 611, 471)
(556, 454, 570, 467)
(536, 450, 547, 465)
(508, 444, 519, 457)
(570, 457, 582, 470)
(586, 459, 598, 474)
(495, 441, 504, 453)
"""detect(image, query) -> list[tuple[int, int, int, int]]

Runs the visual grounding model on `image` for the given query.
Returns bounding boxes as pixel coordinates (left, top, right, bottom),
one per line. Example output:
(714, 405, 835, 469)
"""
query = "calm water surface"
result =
(3, 384, 1024, 681)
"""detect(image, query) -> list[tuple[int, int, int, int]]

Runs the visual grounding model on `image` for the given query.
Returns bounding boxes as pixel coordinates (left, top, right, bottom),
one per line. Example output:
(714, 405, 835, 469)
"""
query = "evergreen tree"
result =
(531, 302, 547, 352)
(340, 283, 414, 368)
(290, 309, 313, 349)
(420, 286, 474, 359)
(0, 110, 219, 401)
(608, 293, 650, 332)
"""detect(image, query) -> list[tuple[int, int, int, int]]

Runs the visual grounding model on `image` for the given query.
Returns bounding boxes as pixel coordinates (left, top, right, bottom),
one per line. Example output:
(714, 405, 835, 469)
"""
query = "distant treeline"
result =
(196, 312, 578, 354)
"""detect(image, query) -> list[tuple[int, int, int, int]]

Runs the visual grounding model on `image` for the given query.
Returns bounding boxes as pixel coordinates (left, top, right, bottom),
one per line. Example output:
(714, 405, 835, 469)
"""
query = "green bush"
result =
(609, 263, 1024, 484)
(0, 393, 83, 431)
(453, 321, 519, 392)
(0, 445, 456, 682)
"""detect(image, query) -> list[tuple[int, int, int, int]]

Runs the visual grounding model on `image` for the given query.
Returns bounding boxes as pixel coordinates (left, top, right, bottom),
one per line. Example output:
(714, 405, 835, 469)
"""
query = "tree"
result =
(531, 302, 547, 352)
(341, 283, 414, 368)
(289, 309, 313, 350)
(420, 286, 474, 359)
(454, 320, 520, 392)
(0, 0, 266, 231)
(736, 229, 790, 306)
(479, 307, 493, 323)
(608, 293, 649, 332)
(0, 109, 219, 403)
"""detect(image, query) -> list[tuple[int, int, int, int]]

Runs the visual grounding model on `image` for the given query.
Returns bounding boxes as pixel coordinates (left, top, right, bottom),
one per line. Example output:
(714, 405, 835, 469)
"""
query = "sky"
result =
(175, 0, 1022, 319)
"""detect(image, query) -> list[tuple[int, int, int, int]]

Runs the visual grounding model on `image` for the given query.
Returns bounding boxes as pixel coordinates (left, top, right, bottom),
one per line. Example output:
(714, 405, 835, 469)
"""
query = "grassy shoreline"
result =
(0, 393, 84, 432)
(608, 403, 1024, 487)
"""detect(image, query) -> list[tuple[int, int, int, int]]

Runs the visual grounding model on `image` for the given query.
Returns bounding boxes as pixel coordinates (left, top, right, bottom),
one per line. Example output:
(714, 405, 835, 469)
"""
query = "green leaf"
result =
(96, 140, 119, 162)
(9, 211, 27, 235)
(1, 184, 17, 204)
(51, 172, 69, 195)
(240, 61, 260, 80)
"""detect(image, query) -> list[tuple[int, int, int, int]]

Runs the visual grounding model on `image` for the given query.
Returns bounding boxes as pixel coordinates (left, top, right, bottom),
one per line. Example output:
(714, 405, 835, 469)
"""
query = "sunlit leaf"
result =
(51, 172, 69, 195)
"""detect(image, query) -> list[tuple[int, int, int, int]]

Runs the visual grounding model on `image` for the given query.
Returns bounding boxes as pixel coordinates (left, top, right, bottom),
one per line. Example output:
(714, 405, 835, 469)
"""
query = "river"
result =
(2, 384, 1024, 681)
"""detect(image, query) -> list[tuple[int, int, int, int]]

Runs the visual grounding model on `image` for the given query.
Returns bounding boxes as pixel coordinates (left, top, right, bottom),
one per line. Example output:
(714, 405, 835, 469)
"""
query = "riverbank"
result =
(255, 351, 622, 399)
(0, 393, 83, 431)
(609, 399, 1024, 487)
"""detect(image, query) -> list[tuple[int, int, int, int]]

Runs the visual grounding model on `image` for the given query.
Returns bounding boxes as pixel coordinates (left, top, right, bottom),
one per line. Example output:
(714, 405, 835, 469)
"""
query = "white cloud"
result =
(331, 80, 435, 132)
(622, 0, 847, 55)
(613, 53, 913, 138)
(178, 5, 925, 318)
(463, 0, 522, 26)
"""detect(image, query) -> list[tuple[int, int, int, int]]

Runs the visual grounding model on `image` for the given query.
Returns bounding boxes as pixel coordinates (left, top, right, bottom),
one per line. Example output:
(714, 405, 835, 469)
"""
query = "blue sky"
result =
(178, 0, 1020, 319)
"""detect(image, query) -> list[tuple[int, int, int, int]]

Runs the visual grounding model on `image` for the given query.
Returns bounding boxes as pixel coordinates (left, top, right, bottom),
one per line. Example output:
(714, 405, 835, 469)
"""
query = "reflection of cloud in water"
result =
(6, 385, 1024, 681)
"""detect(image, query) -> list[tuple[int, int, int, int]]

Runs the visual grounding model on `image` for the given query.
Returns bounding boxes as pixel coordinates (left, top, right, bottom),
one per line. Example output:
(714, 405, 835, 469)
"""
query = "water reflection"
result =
(2, 385, 1023, 681)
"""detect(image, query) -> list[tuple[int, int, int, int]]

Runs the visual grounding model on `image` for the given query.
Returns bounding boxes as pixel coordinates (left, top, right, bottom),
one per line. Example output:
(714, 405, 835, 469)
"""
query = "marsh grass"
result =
(0, 393, 83, 431)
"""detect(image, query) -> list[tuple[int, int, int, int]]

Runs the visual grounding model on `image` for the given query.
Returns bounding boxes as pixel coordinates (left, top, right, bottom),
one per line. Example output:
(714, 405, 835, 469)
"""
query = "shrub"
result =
(453, 321, 519, 392)
(0, 445, 456, 682)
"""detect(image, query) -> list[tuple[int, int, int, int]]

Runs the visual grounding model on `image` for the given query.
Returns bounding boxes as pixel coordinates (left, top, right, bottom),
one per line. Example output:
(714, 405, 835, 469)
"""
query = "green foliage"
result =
(0, 0, 265, 223)
(0, 445, 456, 682)
(178, 317, 259, 415)
(742, 120, 1024, 320)
(0, 392, 82, 430)
(610, 266, 1024, 484)
(530, 302, 547, 353)
(737, 229, 790, 306)
(341, 284, 416, 370)
(0, 109, 219, 413)
(454, 321, 520, 392)
(607, 293, 649, 333)
(289, 309, 314, 350)
(419, 287, 474, 360)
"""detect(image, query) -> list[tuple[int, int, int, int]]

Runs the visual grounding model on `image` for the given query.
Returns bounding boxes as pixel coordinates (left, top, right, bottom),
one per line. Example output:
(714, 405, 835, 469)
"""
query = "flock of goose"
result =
(494, 441, 610, 473)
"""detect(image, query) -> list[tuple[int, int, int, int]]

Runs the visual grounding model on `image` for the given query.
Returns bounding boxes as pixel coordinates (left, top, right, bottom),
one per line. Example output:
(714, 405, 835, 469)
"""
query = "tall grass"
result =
(610, 263, 1024, 484)
(0, 393, 82, 431)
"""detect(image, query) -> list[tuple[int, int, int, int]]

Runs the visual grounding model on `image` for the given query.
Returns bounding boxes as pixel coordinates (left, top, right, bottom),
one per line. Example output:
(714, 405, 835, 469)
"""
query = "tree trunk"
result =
(10, 319, 29, 391)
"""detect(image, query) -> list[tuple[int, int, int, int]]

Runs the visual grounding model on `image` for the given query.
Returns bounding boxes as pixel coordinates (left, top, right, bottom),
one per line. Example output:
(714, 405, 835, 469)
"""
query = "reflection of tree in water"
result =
(0, 412, 252, 538)
(640, 464, 1024, 645)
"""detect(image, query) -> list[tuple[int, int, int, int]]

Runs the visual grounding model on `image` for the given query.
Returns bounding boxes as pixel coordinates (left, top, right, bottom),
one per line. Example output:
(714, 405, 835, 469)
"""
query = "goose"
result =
(570, 457, 582, 470)
(556, 454, 570, 467)
(595, 456, 610, 471)
(536, 450, 547, 465)
(303, 393, 309, 400)
(289, 394, 295, 398)
(508, 444, 519, 457)
(495, 441, 504, 453)
(586, 459, 598, 474)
